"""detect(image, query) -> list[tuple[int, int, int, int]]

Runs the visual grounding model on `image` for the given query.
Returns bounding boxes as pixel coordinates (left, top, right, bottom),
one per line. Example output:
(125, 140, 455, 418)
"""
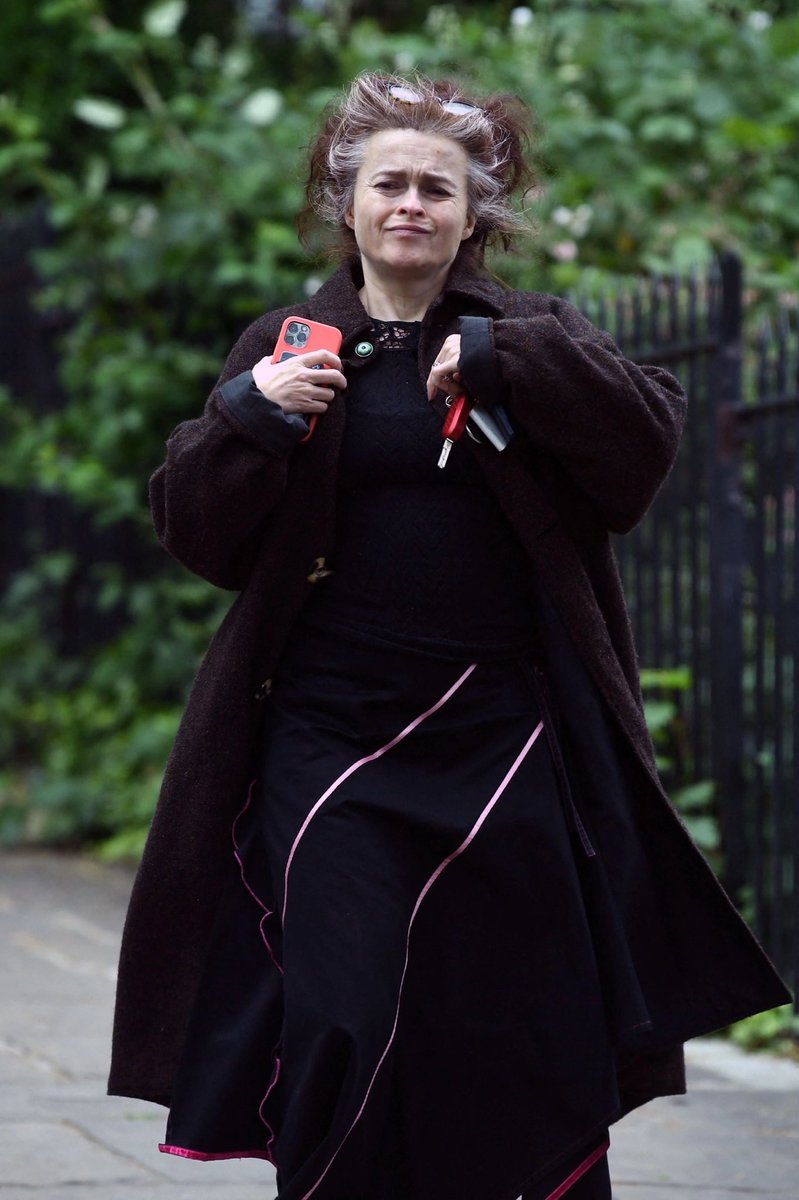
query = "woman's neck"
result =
(358, 268, 448, 322)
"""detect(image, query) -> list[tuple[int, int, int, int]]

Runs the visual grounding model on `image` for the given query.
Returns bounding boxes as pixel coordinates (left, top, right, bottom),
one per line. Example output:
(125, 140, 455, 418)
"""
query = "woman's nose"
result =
(397, 188, 424, 213)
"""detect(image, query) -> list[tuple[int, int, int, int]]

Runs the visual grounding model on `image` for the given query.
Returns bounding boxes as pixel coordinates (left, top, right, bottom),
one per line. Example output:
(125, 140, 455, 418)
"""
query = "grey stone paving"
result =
(1, 849, 797, 1199)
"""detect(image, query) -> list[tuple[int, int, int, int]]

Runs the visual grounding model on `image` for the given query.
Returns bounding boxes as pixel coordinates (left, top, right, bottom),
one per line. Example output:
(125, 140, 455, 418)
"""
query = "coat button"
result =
(355, 341, 374, 358)
(254, 678, 272, 701)
(307, 556, 334, 583)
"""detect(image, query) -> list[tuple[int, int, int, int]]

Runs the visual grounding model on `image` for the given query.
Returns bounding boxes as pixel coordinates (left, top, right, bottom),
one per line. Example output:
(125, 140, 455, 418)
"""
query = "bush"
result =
(640, 666, 722, 867)
(726, 1004, 799, 1060)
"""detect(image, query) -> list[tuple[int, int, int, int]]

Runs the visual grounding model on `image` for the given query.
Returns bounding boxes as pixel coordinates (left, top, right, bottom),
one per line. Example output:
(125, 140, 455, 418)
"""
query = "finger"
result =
(300, 348, 343, 372)
(286, 395, 331, 414)
(292, 380, 336, 406)
(306, 385, 337, 405)
(426, 362, 460, 400)
(301, 366, 347, 390)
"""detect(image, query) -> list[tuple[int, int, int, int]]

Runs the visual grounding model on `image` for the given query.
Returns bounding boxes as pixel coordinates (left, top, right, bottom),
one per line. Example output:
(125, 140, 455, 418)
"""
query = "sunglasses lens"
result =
(389, 85, 423, 105)
(388, 85, 483, 117)
(441, 100, 480, 115)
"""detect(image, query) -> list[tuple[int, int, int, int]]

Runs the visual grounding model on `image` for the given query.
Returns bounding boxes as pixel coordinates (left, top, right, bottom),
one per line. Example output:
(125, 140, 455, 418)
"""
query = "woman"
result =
(109, 72, 789, 1200)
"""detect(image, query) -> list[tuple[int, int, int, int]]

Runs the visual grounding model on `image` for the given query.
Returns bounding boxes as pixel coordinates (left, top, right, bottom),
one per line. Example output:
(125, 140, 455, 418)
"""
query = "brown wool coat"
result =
(108, 257, 790, 1110)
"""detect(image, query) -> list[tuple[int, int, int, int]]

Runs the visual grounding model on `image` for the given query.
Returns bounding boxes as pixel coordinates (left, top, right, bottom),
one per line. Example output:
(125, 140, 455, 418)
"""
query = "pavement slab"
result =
(1, 848, 797, 1199)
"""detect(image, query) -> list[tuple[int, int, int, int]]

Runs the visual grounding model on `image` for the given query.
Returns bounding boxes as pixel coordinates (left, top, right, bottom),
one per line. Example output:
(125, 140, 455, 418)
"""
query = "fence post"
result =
(709, 252, 747, 898)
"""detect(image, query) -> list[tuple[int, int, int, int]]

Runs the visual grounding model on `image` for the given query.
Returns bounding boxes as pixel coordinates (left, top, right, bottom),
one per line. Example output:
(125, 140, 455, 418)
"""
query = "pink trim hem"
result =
(232, 780, 284, 975)
(159, 1143, 275, 1163)
(298, 717, 546, 1200)
(230, 781, 282, 1158)
(281, 661, 478, 924)
(544, 1138, 610, 1200)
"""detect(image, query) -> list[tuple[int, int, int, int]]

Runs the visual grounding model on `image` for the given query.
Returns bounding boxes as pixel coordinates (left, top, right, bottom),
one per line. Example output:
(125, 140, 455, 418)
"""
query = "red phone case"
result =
(272, 316, 342, 363)
(271, 317, 343, 442)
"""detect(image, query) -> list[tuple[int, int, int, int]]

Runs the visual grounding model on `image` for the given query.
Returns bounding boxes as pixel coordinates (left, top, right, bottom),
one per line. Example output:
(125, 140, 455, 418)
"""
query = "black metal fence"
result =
(574, 254, 798, 1003)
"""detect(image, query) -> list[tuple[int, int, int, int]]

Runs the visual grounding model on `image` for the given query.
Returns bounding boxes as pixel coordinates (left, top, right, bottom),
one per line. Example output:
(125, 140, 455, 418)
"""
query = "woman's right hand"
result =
(252, 349, 346, 416)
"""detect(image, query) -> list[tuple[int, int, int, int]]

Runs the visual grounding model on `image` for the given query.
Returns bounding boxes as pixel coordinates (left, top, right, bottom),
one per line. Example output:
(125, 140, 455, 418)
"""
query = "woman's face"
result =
(345, 128, 476, 284)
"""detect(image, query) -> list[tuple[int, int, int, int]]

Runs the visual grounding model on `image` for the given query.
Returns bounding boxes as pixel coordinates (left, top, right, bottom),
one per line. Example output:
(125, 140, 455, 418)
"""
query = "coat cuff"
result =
(458, 315, 504, 408)
(219, 371, 309, 453)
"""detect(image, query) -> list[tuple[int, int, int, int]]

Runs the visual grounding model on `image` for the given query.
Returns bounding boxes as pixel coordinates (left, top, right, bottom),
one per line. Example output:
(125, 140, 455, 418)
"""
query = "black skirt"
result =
(160, 627, 637, 1200)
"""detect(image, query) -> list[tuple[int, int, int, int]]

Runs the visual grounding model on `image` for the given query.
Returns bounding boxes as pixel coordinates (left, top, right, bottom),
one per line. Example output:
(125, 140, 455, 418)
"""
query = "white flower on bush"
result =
(144, 0, 187, 38)
(240, 88, 282, 126)
(551, 240, 578, 262)
(73, 97, 126, 130)
(571, 205, 593, 237)
(132, 204, 159, 238)
(748, 11, 772, 31)
(304, 275, 325, 297)
(510, 7, 533, 27)
(223, 47, 252, 80)
(551, 203, 593, 238)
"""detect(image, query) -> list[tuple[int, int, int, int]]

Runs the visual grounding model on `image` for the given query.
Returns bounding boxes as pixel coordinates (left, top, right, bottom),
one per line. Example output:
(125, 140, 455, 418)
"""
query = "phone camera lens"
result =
(284, 321, 310, 350)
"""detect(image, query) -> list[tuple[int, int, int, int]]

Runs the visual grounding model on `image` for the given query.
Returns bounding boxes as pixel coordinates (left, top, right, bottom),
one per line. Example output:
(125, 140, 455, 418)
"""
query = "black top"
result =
(299, 320, 535, 659)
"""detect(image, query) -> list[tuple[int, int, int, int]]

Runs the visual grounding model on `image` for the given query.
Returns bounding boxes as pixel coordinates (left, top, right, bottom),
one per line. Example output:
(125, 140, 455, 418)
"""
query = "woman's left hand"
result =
(426, 335, 463, 402)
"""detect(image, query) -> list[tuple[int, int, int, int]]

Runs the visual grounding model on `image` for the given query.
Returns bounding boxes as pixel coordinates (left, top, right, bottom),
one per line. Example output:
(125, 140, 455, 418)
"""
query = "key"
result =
(437, 437, 454, 469)
(437, 392, 472, 468)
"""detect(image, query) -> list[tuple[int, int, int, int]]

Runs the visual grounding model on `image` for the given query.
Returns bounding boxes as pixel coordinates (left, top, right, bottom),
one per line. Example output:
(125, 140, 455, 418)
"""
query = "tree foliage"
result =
(2, 0, 799, 853)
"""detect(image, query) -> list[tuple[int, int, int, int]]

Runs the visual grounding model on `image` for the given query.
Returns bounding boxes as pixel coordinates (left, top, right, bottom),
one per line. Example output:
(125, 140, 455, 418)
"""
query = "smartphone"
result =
(271, 316, 343, 442)
(468, 403, 514, 451)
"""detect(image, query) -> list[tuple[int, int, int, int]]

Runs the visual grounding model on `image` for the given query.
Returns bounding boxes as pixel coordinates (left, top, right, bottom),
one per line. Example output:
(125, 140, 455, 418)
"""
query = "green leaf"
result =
(40, 0, 97, 21)
(767, 15, 799, 59)
(673, 780, 716, 812)
(643, 699, 676, 734)
(726, 1005, 798, 1052)
(683, 814, 720, 852)
(722, 116, 792, 152)
(639, 115, 697, 145)
(640, 666, 693, 690)
(0, 142, 49, 175)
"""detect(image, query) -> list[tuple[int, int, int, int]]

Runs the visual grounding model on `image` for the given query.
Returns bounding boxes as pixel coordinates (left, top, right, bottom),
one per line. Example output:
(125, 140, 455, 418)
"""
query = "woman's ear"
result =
(461, 212, 477, 241)
(345, 208, 355, 231)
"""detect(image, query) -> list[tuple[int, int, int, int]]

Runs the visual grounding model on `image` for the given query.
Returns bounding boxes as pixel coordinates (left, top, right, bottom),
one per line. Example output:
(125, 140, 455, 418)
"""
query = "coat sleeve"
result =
(149, 316, 309, 591)
(458, 298, 687, 534)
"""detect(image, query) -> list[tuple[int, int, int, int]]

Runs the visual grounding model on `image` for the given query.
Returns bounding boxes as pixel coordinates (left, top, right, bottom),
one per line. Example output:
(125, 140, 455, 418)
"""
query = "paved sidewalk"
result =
(1, 849, 797, 1199)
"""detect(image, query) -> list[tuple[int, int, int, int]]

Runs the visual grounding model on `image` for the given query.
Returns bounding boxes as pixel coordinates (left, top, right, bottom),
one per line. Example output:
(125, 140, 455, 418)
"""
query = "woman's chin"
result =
(376, 252, 449, 279)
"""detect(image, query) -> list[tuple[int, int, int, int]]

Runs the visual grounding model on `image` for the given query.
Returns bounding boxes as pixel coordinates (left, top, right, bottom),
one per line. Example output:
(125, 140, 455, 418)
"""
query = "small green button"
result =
(355, 341, 374, 358)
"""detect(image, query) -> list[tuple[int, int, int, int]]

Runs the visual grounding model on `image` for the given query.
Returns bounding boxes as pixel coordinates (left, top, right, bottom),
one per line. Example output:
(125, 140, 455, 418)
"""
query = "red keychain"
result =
(437, 392, 473, 468)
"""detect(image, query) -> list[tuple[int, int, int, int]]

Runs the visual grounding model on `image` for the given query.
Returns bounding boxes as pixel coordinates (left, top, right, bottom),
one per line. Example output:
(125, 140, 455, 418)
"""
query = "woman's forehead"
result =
(358, 128, 469, 177)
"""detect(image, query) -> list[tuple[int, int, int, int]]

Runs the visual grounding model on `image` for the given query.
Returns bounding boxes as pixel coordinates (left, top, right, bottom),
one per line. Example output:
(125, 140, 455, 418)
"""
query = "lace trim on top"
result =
(370, 318, 421, 352)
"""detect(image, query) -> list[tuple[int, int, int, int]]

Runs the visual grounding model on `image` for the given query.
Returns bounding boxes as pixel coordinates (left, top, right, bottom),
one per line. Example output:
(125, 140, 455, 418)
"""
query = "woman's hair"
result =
(299, 71, 536, 265)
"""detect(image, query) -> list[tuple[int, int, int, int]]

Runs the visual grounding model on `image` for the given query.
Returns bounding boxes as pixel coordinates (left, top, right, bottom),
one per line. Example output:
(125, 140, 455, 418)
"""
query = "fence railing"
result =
(575, 254, 798, 1003)
(737, 318, 798, 1000)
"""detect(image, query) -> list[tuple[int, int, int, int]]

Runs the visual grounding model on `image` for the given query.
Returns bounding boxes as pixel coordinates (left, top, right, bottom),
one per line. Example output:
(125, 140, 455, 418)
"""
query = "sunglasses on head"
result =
(388, 84, 483, 117)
